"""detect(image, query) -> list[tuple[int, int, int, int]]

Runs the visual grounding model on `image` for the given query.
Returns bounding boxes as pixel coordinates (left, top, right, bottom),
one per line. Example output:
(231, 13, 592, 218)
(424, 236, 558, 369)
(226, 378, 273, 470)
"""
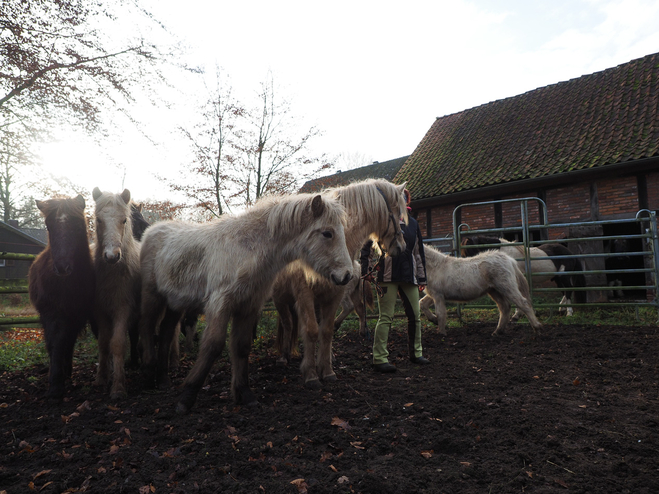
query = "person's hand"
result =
(419, 284, 426, 292)
(363, 274, 375, 283)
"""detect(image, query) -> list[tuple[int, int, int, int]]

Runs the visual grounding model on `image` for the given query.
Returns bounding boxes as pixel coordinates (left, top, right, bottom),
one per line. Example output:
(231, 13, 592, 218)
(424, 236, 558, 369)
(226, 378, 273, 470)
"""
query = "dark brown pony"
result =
(28, 195, 95, 400)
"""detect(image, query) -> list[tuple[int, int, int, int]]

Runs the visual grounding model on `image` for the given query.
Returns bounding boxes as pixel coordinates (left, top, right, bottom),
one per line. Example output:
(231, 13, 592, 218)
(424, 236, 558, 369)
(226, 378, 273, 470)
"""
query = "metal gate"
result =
(424, 197, 659, 319)
(0, 252, 39, 327)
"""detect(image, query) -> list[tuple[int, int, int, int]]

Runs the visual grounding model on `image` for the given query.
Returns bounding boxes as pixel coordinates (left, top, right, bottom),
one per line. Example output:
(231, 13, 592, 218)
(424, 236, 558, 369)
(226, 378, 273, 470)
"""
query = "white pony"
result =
(136, 193, 353, 414)
(92, 188, 142, 400)
(273, 179, 408, 388)
(420, 245, 542, 336)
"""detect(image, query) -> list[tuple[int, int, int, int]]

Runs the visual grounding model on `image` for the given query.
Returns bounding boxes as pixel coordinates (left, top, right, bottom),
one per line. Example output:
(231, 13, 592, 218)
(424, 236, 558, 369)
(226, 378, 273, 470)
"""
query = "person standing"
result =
(360, 189, 429, 373)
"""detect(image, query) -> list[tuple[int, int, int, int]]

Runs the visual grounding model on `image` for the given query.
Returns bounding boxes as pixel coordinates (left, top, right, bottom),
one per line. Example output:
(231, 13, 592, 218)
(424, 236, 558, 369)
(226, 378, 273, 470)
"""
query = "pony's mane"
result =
(247, 193, 347, 238)
(325, 178, 408, 225)
(39, 196, 86, 219)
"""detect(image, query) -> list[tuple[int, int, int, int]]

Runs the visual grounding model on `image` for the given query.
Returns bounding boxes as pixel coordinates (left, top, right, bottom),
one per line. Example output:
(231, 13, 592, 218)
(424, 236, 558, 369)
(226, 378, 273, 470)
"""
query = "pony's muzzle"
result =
(53, 263, 72, 277)
(331, 270, 352, 286)
(103, 250, 122, 264)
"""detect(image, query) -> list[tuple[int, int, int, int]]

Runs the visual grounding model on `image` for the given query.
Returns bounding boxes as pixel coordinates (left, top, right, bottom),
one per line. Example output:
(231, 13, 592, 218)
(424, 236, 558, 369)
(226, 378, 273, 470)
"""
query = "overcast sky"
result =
(40, 0, 659, 203)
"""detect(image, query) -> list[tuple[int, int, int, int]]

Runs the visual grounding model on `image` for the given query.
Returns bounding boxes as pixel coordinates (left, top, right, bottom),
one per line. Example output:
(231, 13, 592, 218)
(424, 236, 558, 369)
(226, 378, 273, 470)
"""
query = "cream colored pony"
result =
(136, 193, 353, 414)
(273, 178, 408, 388)
(420, 245, 542, 336)
(92, 188, 142, 400)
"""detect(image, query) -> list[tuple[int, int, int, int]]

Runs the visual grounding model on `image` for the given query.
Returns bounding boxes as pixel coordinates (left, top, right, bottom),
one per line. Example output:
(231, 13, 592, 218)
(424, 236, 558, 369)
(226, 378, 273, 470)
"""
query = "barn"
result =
(0, 220, 46, 281)
(394, 52, 659, 302)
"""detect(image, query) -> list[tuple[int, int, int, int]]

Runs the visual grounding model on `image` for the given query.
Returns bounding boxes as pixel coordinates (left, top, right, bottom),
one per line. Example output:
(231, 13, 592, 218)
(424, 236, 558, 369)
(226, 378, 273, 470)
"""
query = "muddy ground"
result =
(1, 319, 659, 493)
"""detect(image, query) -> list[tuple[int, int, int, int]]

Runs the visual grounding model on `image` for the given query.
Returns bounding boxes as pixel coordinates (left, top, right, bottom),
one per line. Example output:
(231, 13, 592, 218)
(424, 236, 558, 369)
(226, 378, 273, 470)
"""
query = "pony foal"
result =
(136, 193, 353, 414)
(420, 245, 542, 336)
(92, 188, 142, 400)
(28, 195, 95, 400)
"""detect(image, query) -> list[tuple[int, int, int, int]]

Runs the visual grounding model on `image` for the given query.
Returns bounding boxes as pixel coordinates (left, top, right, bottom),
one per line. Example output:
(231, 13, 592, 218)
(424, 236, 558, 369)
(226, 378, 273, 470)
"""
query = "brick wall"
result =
(645, 172, 659, 210)
(597, 176, 638, 217)
(501, 192, 541, 228)
(460, 203, 495, 231)
(546, 183, 592, 222)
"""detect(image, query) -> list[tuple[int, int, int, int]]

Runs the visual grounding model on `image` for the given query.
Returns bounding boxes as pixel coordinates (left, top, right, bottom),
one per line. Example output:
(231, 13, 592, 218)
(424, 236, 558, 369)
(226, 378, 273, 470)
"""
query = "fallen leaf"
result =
(460, 461, 472, 467)
(76, 401, 92, 413)
(420, 450, 433, 459)
(329, 464, 338, 472)
(404, 402, 413, 407)
(337, 476, 350, 484)
(331, 417, 350, 431)
(109, 445, 120, 454)
(554, 478, 568, 488)
(319, 451, 332, 462)
(350, 441, 365, 450)
(573, 378, 581, 386)
(290, 478, 308, 493)
(33, 470, 52, 480)
(39, 481, 53, 491)
(526, 471, 533, 478)
(107, 405, 120, 411)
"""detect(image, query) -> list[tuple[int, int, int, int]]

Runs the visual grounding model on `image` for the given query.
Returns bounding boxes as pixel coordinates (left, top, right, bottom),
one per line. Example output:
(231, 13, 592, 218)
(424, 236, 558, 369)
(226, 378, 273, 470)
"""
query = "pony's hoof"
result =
(304, 378, 322, 390)
(322, 373, 337, 383)
(438, 329, 447, 336)
(110, 390, 127, 401)
(175, 402, 190, 415)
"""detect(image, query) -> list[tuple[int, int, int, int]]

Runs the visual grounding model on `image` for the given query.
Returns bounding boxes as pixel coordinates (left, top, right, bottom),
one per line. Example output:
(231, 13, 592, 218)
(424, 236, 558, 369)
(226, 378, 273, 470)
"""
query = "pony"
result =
(419, 245, 542, 336)
(461, 236, 586, 316)
(92, 188, 142, 400)
(130, 203, 151, 241)
(135, 193, 354, 414)
(28, 195, 96, 400)
(272, 178, 408, 388)
(332, 261, 374, 335)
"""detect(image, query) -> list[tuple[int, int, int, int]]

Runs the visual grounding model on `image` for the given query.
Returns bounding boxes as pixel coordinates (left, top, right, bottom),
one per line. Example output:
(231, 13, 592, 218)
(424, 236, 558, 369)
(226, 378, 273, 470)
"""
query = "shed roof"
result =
(300, 156, 409, 193)
(395, 52, 659, 200)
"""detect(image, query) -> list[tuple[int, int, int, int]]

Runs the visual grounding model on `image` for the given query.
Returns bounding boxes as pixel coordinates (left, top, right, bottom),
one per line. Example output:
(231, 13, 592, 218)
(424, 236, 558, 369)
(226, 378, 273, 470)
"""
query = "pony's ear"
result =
(120, 189, 131, 205)
(74, 194, 86, 209)
(92, 187, 102, 201)
(311, 195, 325, 218)
(36, 199, 46, 213)
(121, 189, 130, 204)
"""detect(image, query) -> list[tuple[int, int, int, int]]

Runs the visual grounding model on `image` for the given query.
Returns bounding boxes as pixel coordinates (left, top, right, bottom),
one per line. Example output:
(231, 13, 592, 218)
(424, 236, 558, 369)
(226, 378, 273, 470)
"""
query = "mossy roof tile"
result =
(395, 53, 659, 200)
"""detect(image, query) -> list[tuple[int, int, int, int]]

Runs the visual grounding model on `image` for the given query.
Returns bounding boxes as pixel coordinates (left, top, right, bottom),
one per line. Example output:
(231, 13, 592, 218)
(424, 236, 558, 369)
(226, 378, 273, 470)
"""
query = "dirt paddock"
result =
(1, 320, 659, 493)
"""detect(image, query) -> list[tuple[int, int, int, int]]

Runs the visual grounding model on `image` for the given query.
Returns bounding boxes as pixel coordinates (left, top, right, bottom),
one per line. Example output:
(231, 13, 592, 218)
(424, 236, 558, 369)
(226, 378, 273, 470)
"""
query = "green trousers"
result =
(372, 281, 423, 364)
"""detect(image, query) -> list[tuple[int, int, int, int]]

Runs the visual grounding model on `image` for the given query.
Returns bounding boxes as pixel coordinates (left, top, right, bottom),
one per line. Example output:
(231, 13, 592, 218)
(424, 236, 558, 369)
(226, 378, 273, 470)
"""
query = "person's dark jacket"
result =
(360, 215, 427, 285)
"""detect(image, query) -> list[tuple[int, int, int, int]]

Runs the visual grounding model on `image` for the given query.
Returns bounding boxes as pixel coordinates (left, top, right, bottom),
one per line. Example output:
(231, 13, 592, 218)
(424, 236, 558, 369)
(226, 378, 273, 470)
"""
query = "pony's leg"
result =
(139, 290, 167, 388)
(275, 304, 295, 366)
(504, 289, 543, 334)
(43, 319, 68, 400)
(295, 292, 322, 388)
(333, 306, 350, 331)
(177, 307, 231, 414)
(436, 297, 448, 336)
(169, 323, 181, 371)
(316, 299, 342, 383)
(487, 290, 511, 336)
(183, 314, 198, 352)
(156, 307, 183, 389)
(109, 310, 130, 400)
(94, 317, 111, 388)
(127, 316, 140, 369)
(420, 294, 438, 324)
(229, 310, 261, 406)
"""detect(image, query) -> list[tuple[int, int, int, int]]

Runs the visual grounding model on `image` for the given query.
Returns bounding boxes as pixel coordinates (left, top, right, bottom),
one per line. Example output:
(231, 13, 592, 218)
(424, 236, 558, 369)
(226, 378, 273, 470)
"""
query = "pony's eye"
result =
(122, 219, 127, 225)
(322, 231, 333, 239)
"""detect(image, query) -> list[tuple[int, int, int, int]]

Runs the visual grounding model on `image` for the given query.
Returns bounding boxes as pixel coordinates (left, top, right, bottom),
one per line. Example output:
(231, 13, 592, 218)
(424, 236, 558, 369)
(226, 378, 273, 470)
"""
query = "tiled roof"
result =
(395, 53, 659, 200)
(299, 156, 409, 193)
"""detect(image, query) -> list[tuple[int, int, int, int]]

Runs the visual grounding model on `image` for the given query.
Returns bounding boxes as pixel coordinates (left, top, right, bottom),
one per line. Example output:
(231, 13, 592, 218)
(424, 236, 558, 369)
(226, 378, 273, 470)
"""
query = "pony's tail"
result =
(363, 281, 375, 310)
(515, 264, 533, 301)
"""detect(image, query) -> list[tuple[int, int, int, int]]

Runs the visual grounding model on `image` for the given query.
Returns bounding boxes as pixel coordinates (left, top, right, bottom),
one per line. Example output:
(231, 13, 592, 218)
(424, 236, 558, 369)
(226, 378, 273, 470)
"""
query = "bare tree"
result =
(0, 0, 174, 222)
(233, 72, 333, 206)
(160, 69, 245, 218)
